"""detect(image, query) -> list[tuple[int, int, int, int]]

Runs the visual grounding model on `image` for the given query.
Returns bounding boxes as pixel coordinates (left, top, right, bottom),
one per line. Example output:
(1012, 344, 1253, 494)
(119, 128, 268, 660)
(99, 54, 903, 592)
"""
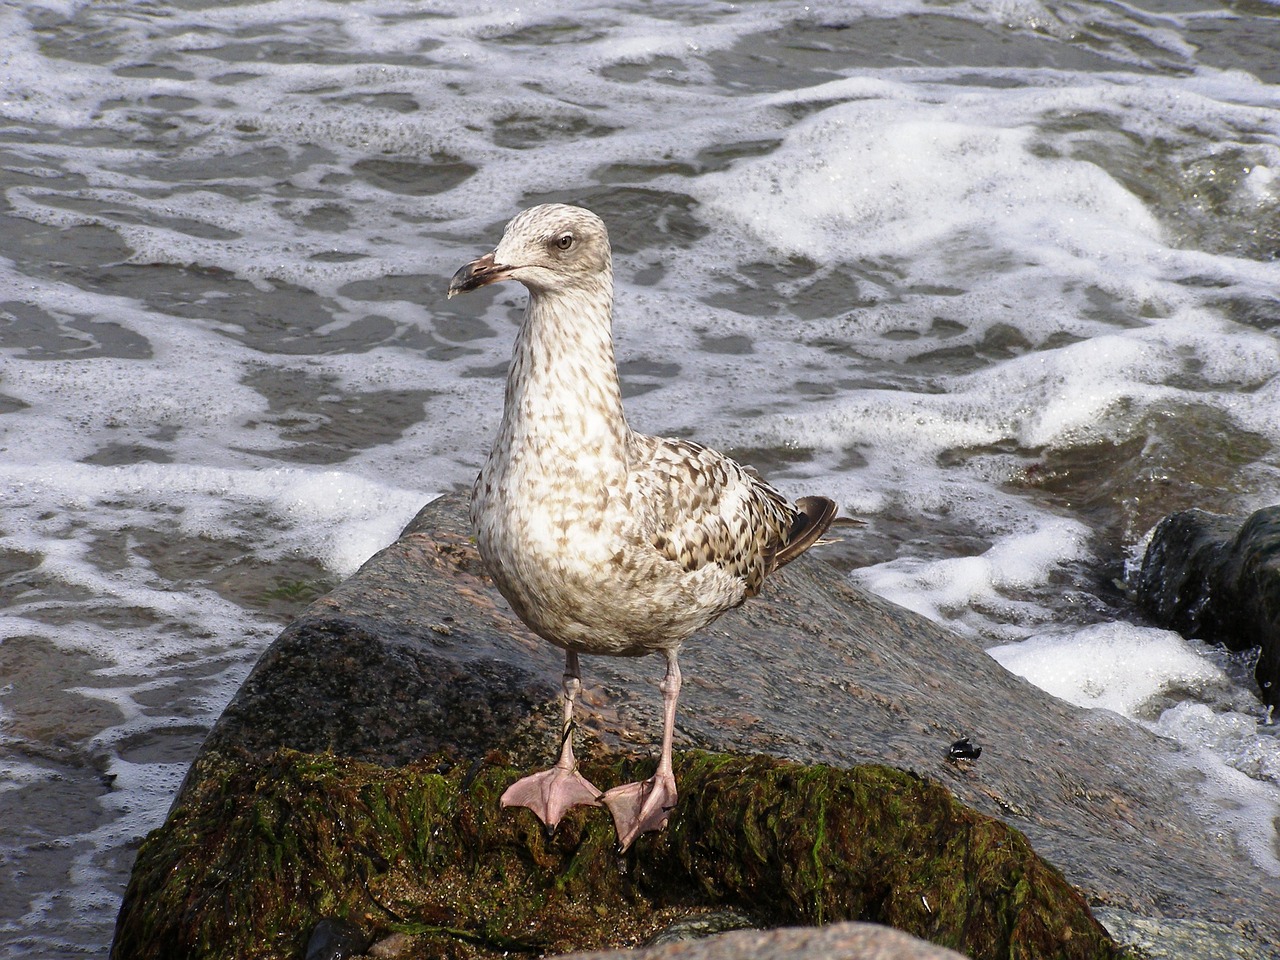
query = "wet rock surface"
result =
(123, 494, 1278, 958)
(1136, 505, 1280, 707)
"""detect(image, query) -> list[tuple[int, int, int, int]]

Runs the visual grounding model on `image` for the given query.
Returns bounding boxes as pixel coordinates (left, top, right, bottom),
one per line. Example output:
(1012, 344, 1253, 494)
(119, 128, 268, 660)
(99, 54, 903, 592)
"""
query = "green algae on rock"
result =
(111, 747, 1114, 960)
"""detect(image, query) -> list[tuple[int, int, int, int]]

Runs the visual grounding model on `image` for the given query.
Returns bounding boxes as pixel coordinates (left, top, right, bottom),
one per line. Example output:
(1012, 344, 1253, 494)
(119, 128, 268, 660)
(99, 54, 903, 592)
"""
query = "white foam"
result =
(1154, 702, 1280, 783)
(265, 468, 431, 576)
(0, 747, 59, 794)
(1, 460, 427, 589)
(989, 622, 1228, 716)
(991, 623, 1280, 875)
(1171, 754, 1280, 877)
(693, 87, 1164, 273)
(858, 517, 1089, 631)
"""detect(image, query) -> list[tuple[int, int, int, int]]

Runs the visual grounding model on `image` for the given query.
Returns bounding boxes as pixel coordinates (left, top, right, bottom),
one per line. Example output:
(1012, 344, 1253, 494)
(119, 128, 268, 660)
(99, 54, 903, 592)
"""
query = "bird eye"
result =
(555, 233, 574, 251)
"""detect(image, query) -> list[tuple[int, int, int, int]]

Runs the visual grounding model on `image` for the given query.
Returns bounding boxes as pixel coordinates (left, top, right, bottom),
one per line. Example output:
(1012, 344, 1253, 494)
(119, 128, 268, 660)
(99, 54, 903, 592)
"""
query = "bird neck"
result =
(499, 281, 630, 458)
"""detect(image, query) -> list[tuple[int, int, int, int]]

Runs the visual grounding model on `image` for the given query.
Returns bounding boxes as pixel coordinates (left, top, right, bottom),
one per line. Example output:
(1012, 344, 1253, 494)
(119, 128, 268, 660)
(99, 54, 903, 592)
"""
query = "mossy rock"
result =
(111, 748, 1115, 960)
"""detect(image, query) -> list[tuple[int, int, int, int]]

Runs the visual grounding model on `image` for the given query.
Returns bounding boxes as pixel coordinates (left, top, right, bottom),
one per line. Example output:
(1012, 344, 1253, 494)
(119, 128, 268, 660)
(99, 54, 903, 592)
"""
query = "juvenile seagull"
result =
(449, 204, 836, 850)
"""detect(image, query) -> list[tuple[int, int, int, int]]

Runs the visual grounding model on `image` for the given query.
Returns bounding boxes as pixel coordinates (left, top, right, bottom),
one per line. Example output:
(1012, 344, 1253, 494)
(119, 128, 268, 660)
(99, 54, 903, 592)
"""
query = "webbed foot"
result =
(502, 764, 602, 829)
(601, 772, 678, 850)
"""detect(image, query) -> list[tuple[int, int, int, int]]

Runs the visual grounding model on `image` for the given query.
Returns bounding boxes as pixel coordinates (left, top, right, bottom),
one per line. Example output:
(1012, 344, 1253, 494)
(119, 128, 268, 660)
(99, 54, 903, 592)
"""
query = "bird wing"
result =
(625, 434, 802, 597)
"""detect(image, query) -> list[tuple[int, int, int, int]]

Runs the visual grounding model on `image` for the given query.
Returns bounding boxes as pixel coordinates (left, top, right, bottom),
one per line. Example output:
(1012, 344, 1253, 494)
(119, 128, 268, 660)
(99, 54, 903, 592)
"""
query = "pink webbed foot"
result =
(601, 771, 678, 851)
(504, 650, 602, 829)
(501, 764, 602, 829)
(501, 763, 602, 829)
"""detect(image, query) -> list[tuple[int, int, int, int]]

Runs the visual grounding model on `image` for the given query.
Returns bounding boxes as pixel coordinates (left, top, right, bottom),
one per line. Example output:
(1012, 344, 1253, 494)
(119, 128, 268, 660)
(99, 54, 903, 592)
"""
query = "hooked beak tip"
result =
(449, 250, 508, 298)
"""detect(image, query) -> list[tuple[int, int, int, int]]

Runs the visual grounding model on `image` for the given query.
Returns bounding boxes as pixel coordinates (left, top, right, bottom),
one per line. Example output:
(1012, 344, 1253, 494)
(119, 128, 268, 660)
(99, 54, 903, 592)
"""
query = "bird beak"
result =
(448, 251, 512, 298)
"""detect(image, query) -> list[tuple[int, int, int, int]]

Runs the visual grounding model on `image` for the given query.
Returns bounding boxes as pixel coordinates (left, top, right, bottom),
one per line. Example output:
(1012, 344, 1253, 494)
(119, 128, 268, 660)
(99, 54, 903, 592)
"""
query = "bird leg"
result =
(602, 649, 681, 851)
(501, 650, 602, 828)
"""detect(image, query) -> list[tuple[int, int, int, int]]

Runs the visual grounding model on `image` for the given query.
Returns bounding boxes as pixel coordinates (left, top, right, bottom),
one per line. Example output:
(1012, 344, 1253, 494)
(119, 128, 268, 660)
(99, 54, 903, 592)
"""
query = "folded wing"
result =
(627, 434, 836, 598)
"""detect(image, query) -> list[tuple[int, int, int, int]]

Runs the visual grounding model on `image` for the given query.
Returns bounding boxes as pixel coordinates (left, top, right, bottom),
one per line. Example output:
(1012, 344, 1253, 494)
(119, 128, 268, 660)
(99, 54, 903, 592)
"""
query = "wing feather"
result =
(625, 434, 830, 596)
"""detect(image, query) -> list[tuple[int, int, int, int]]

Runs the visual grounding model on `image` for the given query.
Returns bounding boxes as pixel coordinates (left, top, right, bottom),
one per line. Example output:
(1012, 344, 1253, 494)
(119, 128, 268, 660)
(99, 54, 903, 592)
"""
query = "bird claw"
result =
(501, 765, 602, 829)
(602, 774, 678, 851)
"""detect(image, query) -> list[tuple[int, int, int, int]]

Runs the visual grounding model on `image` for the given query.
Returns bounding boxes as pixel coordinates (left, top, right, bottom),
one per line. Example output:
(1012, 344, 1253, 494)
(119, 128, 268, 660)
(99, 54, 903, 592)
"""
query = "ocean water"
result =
(2, 0, 1280, 954)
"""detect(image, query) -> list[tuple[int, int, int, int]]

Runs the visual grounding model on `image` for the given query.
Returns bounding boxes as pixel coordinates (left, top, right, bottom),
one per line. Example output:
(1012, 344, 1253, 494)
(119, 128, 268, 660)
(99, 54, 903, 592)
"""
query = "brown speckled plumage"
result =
(627, 433, 795, 598)
(450, 203, 836, 848)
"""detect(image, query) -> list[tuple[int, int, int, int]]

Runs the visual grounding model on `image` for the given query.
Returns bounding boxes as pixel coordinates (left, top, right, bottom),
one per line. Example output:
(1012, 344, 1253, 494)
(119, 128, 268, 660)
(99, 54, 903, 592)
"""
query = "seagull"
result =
(449, 203, 836, 850)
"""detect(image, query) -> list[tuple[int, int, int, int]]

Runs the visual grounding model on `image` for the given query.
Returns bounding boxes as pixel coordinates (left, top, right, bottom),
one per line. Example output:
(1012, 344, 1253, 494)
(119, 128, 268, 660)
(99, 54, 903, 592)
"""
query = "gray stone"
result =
(191, 493, 1280, 954)
(1093, 908, 1275, 960)
(555, 922, 968, 960)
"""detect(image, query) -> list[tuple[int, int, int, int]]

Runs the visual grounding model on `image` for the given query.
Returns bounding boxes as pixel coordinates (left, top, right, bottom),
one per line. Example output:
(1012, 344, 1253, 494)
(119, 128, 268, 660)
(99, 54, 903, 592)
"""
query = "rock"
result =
(641, 910, 755, 947)
(557, 921, 969, 960)
(111, 747, 1112, 960)
(1136, 506, 1280, 706)
(367, 932, 415, 958)
(113, 494, 1279, 959)
(1092, 908, 1275, 960)
(304, 918, 371, 960)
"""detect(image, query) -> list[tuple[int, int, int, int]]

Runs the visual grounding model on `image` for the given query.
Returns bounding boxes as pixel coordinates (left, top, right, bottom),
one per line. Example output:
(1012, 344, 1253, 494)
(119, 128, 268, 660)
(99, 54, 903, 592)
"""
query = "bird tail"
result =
(774, 496, 838, 569)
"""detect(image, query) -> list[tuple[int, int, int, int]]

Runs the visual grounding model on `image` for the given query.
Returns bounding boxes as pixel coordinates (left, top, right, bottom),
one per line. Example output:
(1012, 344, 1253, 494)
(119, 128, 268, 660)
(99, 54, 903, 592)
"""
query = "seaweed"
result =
(111, 748, 1115, 960)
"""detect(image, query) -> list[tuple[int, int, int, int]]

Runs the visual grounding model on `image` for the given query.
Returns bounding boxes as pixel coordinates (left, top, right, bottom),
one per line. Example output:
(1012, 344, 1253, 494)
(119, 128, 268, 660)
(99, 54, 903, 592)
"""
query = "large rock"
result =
(112, 747, 1110, 960)
(114, 494, 1279, 958)
(1136, 506, 1280, 706)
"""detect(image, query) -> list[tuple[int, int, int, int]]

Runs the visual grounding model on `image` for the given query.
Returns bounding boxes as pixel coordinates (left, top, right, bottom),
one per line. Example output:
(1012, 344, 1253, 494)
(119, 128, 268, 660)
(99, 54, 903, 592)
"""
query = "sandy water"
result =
(3, 0, 1280, 954)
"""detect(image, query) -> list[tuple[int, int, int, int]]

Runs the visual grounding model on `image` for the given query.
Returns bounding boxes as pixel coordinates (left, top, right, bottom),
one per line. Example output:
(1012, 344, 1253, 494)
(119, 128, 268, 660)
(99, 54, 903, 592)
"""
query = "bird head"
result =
(448, 203, 612, 299)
